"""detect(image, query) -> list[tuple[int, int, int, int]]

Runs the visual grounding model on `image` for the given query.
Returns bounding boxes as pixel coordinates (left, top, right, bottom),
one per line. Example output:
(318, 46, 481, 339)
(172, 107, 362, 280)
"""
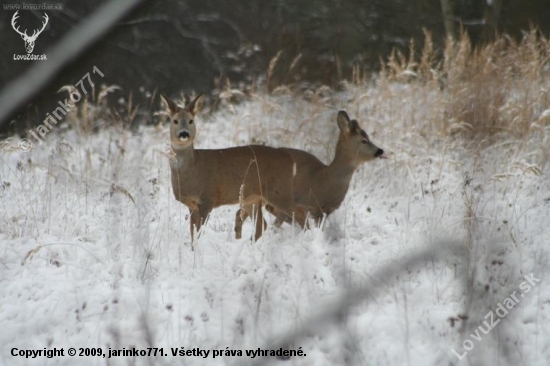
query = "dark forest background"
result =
(0, 0, 549, 135)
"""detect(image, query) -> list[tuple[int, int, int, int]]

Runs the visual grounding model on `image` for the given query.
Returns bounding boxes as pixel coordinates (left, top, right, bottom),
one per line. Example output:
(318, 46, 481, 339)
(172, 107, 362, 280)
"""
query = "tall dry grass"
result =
(5, 29, 549, 180)
(380, 30, 550, 146)
(35, 29, 550, 160)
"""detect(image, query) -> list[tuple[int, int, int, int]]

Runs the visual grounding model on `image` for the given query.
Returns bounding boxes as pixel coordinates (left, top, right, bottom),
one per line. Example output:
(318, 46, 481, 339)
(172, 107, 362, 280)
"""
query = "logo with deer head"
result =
(11, 11, 49, 54)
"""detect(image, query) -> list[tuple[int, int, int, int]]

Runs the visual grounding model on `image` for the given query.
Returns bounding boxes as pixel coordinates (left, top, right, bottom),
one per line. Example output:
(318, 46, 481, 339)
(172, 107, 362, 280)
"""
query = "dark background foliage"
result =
(0, 0, 549, 135)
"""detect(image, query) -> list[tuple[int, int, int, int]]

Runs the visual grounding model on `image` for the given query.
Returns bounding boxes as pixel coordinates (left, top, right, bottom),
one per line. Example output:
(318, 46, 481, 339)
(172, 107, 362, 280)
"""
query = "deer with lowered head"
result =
(162, 94, 302, 248)
(235, 110, 386, 238)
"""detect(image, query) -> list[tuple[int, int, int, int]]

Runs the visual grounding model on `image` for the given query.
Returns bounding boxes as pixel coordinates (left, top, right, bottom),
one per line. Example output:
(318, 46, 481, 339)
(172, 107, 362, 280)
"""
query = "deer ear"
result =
(160, 94, 179, 115)
(187, 94, 205, 116)
(337, 110, 352, 134)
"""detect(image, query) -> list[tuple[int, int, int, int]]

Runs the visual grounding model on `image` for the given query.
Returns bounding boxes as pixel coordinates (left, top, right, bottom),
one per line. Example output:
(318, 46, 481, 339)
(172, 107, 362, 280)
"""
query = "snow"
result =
(1, 84, 549, 365)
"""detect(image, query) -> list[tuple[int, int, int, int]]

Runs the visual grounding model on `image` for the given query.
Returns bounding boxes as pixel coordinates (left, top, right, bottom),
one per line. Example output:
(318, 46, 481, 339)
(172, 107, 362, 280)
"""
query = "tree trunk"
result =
(440, 0, 457, 41)
(483, 0, 503, 42)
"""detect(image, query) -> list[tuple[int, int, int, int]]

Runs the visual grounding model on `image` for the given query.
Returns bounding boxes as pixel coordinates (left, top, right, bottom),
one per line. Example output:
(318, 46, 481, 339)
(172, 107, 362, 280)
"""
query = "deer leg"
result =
(265, 204, 287, 227)
(269, 191, 308, 229)
(234, 208, 249, 239)
(268, 204, 307, 229)
(311, 212, 324, 228)
(236, 203, 266, 241)
(189, 209, 201, 250)
(188, 203, 212, 251)
(252, 203, 267, 241)
(198, 202, 212, 231)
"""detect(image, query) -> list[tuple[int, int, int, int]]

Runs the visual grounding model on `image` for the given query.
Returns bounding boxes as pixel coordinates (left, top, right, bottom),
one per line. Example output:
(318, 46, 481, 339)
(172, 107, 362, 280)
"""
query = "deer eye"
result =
(173, 119, 179, 125)
(361, 139, 369, 144)
(189, 120, 194, 124)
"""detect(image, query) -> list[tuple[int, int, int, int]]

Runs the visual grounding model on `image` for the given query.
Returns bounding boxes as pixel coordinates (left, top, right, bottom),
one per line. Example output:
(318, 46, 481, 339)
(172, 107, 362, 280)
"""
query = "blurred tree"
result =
(440, 0, 457, 40)
(483, 0, 503, 40)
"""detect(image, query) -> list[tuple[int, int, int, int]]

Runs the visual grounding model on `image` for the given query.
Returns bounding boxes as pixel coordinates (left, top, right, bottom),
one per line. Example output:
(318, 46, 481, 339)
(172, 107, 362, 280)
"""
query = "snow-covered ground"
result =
(1, 84, 549, 366)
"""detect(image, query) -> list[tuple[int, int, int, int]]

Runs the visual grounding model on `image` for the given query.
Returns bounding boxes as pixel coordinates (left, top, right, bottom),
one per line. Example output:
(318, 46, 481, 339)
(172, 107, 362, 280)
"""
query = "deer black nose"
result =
(179, 131, 190, 139)
(375, 148, 384, 157)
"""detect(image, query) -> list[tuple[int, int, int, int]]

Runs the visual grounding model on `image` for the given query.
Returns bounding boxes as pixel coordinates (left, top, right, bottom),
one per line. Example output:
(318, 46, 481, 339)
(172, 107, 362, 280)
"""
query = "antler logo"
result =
(11, 11, 49, 54)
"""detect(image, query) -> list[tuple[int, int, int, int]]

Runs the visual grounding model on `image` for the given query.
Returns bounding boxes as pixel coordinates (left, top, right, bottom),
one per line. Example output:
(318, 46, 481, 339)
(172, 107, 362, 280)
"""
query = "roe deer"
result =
(161, 94, 300, 247)
(234, 111, 386, 238)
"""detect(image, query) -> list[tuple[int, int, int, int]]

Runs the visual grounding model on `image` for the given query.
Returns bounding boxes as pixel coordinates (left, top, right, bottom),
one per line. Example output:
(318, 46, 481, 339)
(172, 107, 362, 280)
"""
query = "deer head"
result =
(11, 11, 49, 54)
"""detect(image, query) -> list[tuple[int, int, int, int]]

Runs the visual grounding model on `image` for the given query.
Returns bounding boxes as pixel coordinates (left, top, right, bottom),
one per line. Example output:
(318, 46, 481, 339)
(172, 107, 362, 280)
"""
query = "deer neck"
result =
(307, 145, 358, 212)
(171, 144, 196, 170)
(328, 140, 359, 180)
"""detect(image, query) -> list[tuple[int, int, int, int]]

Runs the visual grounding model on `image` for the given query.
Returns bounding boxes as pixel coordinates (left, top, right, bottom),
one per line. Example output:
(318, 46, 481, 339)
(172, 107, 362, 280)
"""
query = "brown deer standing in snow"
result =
(161, 94, 302, 248)
(235, 110, 386, 238)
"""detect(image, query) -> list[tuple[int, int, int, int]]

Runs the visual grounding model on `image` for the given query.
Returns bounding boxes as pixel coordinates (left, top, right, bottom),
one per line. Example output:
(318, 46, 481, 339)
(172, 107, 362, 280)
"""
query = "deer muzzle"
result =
(178, 130, 190, 141)
(376, 149, 388, 159)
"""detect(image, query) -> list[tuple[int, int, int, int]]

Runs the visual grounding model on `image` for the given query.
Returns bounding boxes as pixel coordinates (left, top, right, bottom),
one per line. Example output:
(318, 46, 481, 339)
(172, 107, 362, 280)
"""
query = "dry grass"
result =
(380, 30, 550, 145)
(7, 30, 548, 170)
